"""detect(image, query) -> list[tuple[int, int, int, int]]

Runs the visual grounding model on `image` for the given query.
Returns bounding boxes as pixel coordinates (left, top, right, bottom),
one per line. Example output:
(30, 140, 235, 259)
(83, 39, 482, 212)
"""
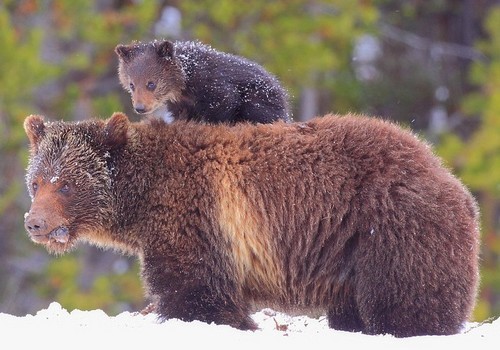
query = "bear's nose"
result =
(24, 215, 48, 235)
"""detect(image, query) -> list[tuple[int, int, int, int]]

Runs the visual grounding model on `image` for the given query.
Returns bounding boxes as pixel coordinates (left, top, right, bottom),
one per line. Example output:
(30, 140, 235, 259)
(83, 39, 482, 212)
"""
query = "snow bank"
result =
(1, 302, 498, 349)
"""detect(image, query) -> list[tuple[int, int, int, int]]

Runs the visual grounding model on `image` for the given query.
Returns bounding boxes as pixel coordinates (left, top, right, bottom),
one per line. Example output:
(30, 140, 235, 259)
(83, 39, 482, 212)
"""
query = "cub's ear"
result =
(24, 115, 46, 152)
(104, 112, 129, 150)
(156, 40, 175, 59)
(115, 44, 137, 63)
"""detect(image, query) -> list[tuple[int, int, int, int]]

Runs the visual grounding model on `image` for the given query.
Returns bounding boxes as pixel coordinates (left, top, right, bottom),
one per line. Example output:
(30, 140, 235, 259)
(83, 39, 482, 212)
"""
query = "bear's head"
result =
(23, 112, 129, 254)
(115, 40, 186, 116)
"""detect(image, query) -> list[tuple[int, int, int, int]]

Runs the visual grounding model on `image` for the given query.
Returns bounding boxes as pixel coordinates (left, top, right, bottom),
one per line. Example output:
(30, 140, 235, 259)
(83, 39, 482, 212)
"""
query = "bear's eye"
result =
(59, 183, 70, 194)
(32, 182, 38, 193)
(146, 81, 156, 91)
(129, 83, 135, 92)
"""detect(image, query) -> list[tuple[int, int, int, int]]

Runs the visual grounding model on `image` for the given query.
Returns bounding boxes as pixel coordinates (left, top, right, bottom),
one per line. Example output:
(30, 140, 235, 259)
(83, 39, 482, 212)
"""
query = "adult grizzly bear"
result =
(23, 112, 480, 337)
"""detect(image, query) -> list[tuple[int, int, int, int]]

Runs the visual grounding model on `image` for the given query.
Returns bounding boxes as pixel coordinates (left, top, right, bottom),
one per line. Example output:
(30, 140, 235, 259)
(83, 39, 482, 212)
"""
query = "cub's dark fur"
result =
(115, 40, 291, 124)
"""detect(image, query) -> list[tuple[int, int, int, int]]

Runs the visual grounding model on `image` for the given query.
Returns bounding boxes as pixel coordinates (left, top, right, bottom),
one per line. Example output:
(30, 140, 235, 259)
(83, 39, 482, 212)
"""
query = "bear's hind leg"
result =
(327, 285, 365, 333)
(358, 291, 466, 337)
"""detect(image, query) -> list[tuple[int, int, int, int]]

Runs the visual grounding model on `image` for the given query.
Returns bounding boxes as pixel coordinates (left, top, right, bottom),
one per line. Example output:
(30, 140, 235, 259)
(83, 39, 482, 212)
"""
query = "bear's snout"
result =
(24, 212, 50, 242)
(24, 210, 69, 245)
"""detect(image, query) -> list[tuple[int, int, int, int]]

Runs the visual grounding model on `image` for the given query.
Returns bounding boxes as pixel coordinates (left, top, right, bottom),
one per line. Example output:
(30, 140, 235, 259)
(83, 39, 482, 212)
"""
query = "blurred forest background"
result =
(1, 0, 500, 322)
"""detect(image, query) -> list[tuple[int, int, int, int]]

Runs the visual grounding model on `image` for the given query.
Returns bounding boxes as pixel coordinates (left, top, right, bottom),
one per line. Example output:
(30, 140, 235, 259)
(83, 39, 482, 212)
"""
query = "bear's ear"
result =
(104, 112, 129, 150)
(24, 115, 46, 153)
(156, 40, 175, 59)
(115, 44, 137, 63)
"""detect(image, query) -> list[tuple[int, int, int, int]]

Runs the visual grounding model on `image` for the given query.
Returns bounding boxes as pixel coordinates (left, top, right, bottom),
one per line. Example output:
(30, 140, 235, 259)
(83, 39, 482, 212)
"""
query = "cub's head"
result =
(23, 112, 129, 254)
(115, 40, 186, 116)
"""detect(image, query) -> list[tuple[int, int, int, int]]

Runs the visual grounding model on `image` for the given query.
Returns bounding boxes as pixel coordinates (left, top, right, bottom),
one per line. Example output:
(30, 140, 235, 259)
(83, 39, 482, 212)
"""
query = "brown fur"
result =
(23, 112, 480, 337)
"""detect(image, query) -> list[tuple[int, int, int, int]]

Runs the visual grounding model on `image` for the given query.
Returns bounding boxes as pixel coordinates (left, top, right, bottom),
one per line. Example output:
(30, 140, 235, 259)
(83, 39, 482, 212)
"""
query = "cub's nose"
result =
(134, 104, 147, 114)
(24, 214, 48, 235)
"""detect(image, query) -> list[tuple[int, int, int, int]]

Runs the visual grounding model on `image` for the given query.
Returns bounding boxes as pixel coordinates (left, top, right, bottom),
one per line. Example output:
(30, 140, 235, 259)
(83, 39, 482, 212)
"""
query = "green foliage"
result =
(37, 255, 143, 314)
(92, 94, 123, 119)
(179, 0, 378, 108)
(438, 6, 500, 197)
(0, 5, 59, 253)
(437, 5, 500, 320)
(0, 7, 57, 140)
(0, 180, 21, 213)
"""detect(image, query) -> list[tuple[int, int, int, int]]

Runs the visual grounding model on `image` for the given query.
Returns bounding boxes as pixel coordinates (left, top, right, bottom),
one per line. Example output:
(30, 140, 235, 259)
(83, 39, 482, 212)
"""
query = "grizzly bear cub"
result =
(23, 112, 479, 337)
(115, 40, 291, 124)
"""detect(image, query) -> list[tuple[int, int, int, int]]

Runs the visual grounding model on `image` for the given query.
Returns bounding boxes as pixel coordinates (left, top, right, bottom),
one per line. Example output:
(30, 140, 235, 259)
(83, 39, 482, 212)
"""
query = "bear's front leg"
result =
(142, 254, 257, 330)
(156, 283, 257, 330)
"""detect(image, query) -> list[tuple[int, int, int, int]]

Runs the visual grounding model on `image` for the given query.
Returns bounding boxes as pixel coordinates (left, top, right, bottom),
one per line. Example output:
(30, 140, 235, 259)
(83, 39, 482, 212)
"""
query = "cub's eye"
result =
(59, 183, 70, 194)
(129, 83, 135, 92)
(32, 182, 38, 193)
(146, 81, 156, 91)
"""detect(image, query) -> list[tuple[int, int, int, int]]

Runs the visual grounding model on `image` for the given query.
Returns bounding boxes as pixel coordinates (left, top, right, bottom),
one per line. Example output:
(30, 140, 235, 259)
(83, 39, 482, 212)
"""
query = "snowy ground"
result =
(1, 303, 498, 349)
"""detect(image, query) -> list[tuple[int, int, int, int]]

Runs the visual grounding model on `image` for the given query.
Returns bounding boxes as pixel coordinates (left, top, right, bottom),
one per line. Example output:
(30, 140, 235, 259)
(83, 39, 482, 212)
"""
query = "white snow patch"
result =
(153, 105, 175, 123)
(1, 302, 498, 349)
